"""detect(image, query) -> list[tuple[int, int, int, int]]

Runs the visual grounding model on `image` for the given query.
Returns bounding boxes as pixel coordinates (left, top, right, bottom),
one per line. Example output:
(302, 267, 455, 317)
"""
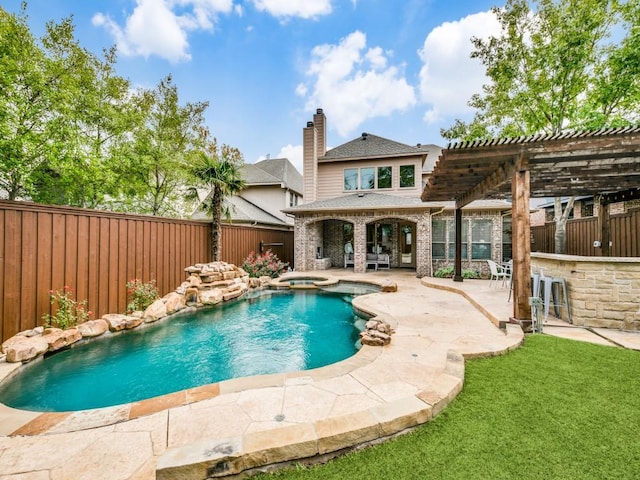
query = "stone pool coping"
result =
(0, 271, 524, 479)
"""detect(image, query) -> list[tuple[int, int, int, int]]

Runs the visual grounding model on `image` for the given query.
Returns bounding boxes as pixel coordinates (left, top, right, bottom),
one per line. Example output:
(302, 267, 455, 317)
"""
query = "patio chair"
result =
(344, 252, 354, 269)
(487, 260, 508, 287)
(502, 259, 512, 287)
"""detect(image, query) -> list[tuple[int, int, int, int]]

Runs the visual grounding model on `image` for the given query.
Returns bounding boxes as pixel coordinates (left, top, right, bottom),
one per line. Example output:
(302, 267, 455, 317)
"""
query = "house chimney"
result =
(313, 108, 326, 157)
(303, 120, 318, 203)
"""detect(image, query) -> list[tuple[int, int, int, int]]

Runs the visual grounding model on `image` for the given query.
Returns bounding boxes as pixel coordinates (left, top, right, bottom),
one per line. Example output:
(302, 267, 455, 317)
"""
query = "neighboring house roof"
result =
(321, 133, 428, 163)
(420, 144, 442, 173)
(192, 195, 289, 227)
(242, 158, 303, 195)
(191, 157, 302, 227)
(535, 196, 593, 209)
(283, 192, 511, 214)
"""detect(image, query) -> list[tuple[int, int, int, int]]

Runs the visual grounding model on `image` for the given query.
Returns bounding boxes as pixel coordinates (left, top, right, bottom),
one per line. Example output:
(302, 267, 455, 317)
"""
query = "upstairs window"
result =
(400, 165, 415, 188)
(344, 168, 358, 190)
(344, 166, 393, 191)
(377, 166, 392, 189)
(360, 167, 375, 190)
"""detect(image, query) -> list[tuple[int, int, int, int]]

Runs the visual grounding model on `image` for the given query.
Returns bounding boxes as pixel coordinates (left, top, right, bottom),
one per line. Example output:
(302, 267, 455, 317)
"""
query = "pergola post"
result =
(453, 207, 463, 282)
(511, 158, 532, 327)
(598, 196, 611, 257)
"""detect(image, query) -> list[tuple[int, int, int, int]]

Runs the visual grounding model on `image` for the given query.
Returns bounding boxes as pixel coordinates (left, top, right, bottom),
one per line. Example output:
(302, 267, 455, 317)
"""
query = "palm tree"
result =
(189, 141, 245, 261)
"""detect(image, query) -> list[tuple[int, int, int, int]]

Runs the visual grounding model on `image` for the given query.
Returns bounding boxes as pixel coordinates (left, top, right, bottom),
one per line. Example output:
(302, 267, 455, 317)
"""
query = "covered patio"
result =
(421, 126, 640, 329)
(286, 193, 433, 277)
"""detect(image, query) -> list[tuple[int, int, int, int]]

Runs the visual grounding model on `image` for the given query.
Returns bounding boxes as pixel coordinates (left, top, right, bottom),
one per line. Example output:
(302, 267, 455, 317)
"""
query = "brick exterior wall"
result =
(532, 253, 640, 330)
(294, 211, 432, 277)
(431, 211, 506, 277)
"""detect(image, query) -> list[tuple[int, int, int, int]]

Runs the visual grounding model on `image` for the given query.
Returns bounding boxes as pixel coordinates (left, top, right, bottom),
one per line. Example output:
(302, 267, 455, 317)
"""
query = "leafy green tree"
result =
(188, 134, 245, 261)
(441, 0, 639, 253)
(0, 5, 136, 207)
(128, 75, 209, 216)
(32, 47, 146, 208)
(0, 5, 64, 200)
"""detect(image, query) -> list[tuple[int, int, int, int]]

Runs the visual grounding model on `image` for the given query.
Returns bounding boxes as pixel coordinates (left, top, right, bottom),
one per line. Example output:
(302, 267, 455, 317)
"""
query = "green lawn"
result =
(257, 335, 640, 479)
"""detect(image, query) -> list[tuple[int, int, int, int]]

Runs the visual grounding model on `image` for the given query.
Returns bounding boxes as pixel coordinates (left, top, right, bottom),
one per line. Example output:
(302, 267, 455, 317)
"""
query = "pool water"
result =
(0, 291, 362, 412)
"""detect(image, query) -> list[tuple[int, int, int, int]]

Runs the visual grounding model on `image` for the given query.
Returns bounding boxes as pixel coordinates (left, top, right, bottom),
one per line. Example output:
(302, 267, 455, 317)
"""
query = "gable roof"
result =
(420, 144, 443, 173)
(192, 195, 289, 227)
(321, 133, 428, 163)
(242, 158, 303, 195)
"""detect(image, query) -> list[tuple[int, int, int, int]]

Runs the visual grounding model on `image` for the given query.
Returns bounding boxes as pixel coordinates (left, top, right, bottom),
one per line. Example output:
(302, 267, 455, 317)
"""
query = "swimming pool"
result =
(0, 290, 366, 412)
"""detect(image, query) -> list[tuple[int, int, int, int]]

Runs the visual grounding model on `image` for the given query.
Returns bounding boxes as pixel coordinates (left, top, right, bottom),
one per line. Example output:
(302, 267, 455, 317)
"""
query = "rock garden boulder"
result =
(2, 335, 50, 363)
(102, 314, 144, 331)
(77, 319, 109, 337)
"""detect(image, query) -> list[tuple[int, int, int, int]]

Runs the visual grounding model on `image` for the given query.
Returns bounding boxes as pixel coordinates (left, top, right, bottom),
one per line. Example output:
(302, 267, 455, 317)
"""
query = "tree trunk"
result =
(211, 187, 222, 261)
(553, 196, 576, 254)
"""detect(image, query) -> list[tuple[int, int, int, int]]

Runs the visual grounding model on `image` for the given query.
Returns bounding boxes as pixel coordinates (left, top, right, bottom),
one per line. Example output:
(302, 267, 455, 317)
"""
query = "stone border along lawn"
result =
(0, 264, 398, 428)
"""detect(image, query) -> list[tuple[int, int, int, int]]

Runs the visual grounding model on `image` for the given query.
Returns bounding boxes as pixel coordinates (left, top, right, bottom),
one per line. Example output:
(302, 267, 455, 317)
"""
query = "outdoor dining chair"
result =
(487, 260, 508, 287)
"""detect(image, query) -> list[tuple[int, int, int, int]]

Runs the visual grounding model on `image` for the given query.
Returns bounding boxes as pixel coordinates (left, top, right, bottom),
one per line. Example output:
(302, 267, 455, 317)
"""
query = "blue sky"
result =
(4, 0, 505, 174)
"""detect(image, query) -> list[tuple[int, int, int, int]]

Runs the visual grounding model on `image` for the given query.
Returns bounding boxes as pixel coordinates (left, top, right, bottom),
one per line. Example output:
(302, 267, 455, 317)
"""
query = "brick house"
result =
(284, 109, 512, 277)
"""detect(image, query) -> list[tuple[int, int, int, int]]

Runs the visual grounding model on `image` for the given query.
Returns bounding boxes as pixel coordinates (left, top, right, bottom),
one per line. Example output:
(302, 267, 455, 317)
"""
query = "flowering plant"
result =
(42, 286, 92, 329)
(126, 279, 159, 314)
(241, 250, 289, 278)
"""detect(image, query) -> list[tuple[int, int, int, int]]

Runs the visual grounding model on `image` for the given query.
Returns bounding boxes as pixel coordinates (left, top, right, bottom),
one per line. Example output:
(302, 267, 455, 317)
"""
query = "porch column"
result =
(353, 220, 367, 274)
(294, 218, 307, 272)
(415, 215, 431, 277)
(511, 156, 532, 326)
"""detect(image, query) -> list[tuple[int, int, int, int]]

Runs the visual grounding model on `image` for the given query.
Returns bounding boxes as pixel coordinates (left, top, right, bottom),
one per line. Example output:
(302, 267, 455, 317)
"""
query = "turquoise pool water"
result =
(0, 290, 364, 412)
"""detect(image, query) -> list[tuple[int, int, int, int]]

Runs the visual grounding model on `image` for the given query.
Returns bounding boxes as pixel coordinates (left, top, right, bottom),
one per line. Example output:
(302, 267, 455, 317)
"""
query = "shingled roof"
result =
(241, 158, 303, 194)
(192, 195, 288, 226)
(283, 192, 510, 213)
(321, 133, 428, 162)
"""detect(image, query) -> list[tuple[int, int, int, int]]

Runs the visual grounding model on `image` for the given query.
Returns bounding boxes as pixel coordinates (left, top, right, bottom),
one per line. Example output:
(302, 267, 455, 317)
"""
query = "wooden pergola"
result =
(421, 126, 640, 327)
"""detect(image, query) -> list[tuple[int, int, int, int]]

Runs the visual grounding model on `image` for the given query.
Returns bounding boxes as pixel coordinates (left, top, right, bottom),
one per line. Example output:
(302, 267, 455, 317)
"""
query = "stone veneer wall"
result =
(531, 253, 640, 330)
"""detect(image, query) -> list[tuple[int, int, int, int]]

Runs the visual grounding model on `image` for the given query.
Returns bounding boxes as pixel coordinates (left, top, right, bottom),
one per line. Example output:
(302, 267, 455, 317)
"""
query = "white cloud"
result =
(418, 10, 501, 123)
(251, 0, 332, 19)
(92, 0, 233, 63)
(298, 31, 416, 137)
(273, 144, 304, 174)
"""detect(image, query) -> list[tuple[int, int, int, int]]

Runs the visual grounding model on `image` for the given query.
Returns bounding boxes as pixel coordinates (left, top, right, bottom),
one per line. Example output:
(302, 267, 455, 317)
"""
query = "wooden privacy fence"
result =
(0, 201, 210, 343)
(531, 207, 640, 257)
(0, 201, 294, 343)
(219, 223, 294, 270)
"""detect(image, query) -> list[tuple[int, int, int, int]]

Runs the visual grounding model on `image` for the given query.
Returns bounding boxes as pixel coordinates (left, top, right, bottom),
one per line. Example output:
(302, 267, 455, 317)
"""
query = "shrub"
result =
(462, 269, 481, 279)
(42, 286, 92, 329)
(126, 279, 159, 314)
(434, 266, 481, 279)
(434, 266, 454, 278)
(242, 250, 289, 278)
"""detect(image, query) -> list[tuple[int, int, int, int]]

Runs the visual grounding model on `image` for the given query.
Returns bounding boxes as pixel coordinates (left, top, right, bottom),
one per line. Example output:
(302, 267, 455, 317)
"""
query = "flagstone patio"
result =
(1, 270, 633, 479)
